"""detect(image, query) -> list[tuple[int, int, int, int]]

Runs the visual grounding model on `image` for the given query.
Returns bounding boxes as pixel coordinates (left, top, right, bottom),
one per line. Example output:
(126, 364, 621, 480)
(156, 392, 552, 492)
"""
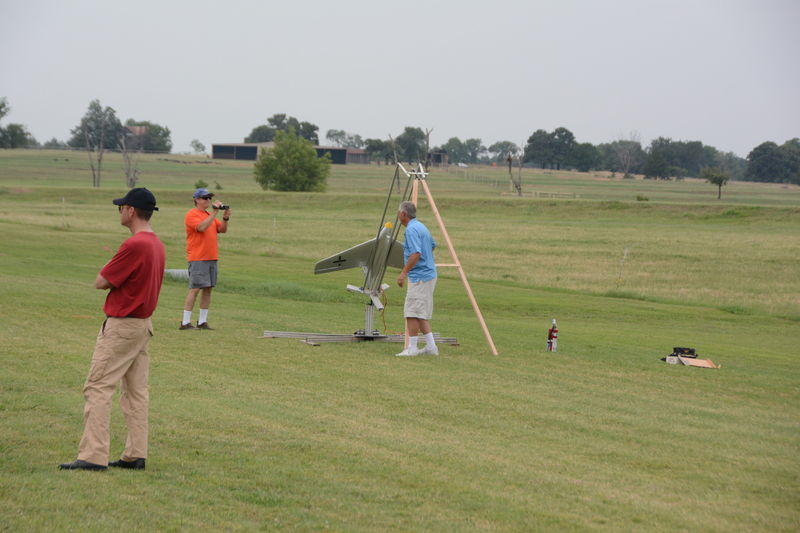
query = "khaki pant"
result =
(404, 278, 436, 320)
(77, 317, 152, 465)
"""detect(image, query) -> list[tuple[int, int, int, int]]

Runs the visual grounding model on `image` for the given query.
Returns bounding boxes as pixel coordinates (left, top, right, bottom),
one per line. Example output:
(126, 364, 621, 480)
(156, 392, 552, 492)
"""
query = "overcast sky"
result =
(1, 0, 797, 157)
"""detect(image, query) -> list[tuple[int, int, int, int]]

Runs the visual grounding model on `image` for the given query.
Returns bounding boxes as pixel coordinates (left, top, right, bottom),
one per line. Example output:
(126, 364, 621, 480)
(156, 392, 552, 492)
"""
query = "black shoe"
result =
(179, 323, 196, 330)
(59, 459, 107, 471)
(196, 322, 214, 330)
(109, 458, 146, 470)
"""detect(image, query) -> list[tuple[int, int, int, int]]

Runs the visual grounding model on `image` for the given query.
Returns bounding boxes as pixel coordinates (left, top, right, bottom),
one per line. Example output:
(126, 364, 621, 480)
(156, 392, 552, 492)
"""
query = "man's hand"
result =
(398, 253, 420, 287)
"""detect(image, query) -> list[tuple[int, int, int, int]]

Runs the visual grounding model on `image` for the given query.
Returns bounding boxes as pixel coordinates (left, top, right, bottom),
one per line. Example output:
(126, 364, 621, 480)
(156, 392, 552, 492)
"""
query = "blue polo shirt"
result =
(403, 218, 437, 282)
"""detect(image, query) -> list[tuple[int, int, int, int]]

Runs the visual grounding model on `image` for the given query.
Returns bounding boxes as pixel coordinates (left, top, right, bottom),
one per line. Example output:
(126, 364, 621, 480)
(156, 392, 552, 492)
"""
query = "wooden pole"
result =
(419, 179, 499, 356)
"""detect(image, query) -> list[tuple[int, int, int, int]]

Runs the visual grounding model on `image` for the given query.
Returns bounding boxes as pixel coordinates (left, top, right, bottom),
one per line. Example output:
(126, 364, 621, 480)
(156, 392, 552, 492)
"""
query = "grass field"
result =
(1, 149, 798, 531)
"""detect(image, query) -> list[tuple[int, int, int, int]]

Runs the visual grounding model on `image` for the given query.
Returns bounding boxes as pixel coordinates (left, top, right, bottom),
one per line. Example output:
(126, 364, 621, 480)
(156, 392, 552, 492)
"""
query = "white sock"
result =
(424, 332, 436, 347)
(182, 310, 192, 325)
(408, 336, 419, 349)
(199, 309, 209, 324)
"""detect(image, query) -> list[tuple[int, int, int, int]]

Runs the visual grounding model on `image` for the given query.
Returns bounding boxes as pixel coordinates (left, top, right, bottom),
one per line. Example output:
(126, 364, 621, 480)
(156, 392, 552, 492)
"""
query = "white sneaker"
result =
(421, 344, 439, 356)
(395, 347, 421, 357)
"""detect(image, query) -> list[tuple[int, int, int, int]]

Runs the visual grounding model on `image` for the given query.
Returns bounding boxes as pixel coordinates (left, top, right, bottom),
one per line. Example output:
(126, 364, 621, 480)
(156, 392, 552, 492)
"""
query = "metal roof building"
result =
(212, 142, 369, 164)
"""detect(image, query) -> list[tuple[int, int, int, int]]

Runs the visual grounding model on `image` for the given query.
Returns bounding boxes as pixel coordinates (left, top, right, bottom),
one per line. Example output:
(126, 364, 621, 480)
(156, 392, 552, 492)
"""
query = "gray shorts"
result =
(404, 278, 436, 320)
(188, 260, 218, 289)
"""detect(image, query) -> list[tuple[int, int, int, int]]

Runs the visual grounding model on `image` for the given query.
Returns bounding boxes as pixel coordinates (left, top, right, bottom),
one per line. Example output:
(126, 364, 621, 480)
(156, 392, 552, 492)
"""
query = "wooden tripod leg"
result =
(420, 179, 499, 356)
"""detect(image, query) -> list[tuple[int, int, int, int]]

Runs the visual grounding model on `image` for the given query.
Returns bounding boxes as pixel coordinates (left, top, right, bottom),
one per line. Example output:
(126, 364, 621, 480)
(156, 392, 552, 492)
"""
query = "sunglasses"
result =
(199, 196, 213, 200)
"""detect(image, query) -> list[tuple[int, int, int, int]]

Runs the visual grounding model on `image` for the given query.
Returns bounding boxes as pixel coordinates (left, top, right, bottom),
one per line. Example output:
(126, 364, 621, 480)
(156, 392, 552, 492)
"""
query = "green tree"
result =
(246, 114, 319, 144)
(0, 98, 37, 148)
(68, 100, 124, 150)
(551, 127, 575, 170)
(268, 113, 288, 129)
(524, 129, 554, 168)
(463, 138, 486, 164)
(124, 119, 172, 152)
(642, 151, 671, 180)
(363, 138, 392, 164)
(43, 137, 68, 149)
(190, 139, 206, 153)
(487, 141, 519, 162)
(325, 129, 363, 148)
(0, 123, 35, 148)
(700, 167, 730, 199)
(780, 138, 800, 185)
(394, 127, 426, 162)
(440, 137, 467, 164)
(569, 142, 601, 172)
(746, 142, 786, 182)
(245, 124, 276, 143)
(253, 129, 330, 192)
(714, 151, 747, 181)
(643, 137, 715, 178)
(326, 129, 346, 146)
(298, 121, 319, 144)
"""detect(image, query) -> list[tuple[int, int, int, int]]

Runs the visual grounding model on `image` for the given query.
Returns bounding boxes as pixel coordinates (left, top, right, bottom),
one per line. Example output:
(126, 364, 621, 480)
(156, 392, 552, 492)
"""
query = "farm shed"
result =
(212, 142, 369, 164)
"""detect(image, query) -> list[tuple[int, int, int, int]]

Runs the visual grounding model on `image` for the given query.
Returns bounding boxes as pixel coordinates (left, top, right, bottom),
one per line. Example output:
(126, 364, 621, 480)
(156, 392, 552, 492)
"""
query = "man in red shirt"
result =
(60, 188, 165, 471)
(180, 188, 230, 330)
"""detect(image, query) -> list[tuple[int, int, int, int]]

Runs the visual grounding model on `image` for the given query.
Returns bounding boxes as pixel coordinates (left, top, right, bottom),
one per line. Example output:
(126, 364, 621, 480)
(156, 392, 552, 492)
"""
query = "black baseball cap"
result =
(112, 187, 159, 211)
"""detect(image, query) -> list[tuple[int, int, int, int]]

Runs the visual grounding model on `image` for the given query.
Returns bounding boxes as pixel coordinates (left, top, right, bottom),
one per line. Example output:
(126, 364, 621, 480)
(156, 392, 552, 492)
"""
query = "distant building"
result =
(429, 149, 448, 167)
(212, 142, 369, 164)
(212, 142, 271, 161)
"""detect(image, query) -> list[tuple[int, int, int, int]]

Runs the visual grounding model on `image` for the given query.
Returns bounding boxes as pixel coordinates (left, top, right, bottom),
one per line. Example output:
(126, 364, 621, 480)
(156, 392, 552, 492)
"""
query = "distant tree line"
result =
(0, 97, 173, 154)
(2, 96, 797, 184)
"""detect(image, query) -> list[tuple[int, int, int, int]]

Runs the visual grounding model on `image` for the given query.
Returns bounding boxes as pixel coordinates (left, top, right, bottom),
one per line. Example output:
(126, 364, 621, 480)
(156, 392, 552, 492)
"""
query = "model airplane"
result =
(314, 222, 404, 310)
(263, 163, 458, 348)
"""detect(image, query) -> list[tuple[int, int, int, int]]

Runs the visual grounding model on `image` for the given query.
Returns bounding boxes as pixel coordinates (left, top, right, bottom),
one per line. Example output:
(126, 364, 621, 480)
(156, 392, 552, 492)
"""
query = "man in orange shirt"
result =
(180, 188, 231, 330)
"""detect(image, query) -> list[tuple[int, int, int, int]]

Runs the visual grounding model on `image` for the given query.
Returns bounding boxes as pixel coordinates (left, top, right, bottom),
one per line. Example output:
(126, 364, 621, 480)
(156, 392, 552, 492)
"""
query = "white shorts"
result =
(404, 278, 436, 320)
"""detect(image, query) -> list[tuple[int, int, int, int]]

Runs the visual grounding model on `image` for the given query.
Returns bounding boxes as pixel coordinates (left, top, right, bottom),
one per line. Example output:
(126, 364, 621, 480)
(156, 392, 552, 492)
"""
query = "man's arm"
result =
(195, 210, 218, 232)
(397, 252, 421, 287)
(218, 207, 231, 234)
(95, 273, 113, 290)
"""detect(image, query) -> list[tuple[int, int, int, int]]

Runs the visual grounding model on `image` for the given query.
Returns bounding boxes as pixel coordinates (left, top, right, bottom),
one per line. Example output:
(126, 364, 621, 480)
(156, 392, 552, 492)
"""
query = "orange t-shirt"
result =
(185, 208, 222, 261)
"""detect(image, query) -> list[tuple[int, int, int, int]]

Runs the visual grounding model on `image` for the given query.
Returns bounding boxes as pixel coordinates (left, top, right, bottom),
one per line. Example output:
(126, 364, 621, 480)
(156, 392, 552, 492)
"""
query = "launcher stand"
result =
(263, 162, 495, 354)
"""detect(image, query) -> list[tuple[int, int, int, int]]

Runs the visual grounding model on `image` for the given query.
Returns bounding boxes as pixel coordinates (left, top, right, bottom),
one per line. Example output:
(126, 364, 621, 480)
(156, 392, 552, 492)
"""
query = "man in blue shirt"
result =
(396, 201, 438, 356)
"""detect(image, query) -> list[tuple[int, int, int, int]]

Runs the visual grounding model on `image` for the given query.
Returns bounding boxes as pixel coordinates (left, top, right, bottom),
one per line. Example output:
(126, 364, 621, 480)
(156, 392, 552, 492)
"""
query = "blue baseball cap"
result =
(193, 188, 214, 199)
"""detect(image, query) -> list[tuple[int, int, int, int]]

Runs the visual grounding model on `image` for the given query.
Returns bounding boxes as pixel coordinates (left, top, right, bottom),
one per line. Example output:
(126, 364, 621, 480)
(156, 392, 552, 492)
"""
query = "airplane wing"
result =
(386, 241, 404, 269)
(314, 239, 377, 274)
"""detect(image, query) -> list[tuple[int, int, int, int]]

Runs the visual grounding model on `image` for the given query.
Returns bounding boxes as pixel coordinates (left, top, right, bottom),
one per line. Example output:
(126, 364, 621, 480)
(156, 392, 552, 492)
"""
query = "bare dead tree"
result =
(507, 148, 523, 196)
(388, 134, 401, 193)
(74, 101, 120, 188)
(613, 131, 642, 179)
(84, 128, 105, 188)
(119, 132, 140, 188)
(424, 128, 433, 170)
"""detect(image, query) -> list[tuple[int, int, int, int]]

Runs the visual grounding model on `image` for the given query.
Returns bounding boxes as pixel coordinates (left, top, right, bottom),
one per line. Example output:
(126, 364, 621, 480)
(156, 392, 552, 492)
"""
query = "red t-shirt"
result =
(101, 231, 166, 318)
(185, 208, 222, 261)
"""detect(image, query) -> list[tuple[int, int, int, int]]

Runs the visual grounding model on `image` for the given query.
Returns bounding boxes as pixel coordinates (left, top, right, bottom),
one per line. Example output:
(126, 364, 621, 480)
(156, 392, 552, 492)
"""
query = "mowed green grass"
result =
(0, 150, 798, 531)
